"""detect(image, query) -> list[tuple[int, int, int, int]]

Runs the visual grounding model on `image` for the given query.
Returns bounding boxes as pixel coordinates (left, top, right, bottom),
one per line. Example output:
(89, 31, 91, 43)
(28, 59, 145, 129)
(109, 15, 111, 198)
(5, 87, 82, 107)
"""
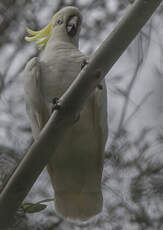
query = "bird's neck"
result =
(48, 28, 79, 48)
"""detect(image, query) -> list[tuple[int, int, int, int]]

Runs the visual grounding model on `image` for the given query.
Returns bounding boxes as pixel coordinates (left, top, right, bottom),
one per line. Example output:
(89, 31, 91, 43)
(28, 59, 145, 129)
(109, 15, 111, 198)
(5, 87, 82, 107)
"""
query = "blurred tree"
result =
(0, 0, 163, 229)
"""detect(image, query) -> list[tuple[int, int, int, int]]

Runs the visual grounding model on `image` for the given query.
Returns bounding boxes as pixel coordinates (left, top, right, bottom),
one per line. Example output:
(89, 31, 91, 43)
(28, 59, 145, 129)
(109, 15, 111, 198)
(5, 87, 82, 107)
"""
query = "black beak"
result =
(66, 16, 79, 37)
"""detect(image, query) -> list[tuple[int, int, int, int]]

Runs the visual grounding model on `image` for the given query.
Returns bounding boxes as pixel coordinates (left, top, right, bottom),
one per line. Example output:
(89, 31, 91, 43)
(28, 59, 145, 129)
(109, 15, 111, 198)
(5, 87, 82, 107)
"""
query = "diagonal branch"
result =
(0, 0, 162, 228)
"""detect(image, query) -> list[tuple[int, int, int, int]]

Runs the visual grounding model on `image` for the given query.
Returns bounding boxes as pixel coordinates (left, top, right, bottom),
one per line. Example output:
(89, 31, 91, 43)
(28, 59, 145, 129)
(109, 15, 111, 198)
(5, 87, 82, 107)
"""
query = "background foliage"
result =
(0, 0, 163, 229)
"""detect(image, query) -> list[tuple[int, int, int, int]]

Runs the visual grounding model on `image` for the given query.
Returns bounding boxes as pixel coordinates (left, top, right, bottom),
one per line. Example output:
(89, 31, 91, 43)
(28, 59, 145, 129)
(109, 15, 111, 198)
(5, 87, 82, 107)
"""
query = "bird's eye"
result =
(56, 18, 63, 25)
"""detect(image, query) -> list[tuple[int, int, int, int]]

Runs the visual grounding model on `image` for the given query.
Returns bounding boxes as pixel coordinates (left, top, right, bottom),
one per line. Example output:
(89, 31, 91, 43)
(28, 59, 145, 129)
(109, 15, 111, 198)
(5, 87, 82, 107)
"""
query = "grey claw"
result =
(51, 97, 61, 113)
(97, 84, 103, 90)
(81, 59, 89, 69)
(74, 113, 80, 122)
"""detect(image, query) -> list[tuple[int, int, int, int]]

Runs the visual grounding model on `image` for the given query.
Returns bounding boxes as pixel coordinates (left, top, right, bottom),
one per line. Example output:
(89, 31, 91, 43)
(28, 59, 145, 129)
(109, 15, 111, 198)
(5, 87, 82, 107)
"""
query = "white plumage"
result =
(24, 6, 108, 221)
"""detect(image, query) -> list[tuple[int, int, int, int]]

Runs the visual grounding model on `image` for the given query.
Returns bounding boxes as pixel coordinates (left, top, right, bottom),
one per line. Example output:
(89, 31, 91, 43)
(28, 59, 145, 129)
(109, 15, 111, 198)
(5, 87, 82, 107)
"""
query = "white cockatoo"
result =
(24, 6, 108, 221)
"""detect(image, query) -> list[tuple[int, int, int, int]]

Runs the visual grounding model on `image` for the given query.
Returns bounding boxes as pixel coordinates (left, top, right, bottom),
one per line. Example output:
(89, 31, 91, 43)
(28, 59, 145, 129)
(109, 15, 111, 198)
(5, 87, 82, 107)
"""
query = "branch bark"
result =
(0, 0, 161, 228)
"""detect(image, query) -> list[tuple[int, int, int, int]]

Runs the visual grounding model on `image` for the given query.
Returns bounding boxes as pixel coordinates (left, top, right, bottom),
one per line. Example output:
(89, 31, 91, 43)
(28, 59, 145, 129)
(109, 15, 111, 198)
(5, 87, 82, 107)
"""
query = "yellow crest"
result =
(25, 16, 56, 50)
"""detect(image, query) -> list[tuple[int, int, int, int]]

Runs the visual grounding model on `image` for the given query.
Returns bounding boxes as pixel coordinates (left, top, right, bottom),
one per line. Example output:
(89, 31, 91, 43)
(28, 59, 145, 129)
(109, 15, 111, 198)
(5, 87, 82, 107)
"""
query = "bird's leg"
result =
(51, 97, 61, 113)
(81, 59, 89, 69)
(74, 113, 80, 123)
(81, 59, 103, 90)
(97, 84, 103, 90)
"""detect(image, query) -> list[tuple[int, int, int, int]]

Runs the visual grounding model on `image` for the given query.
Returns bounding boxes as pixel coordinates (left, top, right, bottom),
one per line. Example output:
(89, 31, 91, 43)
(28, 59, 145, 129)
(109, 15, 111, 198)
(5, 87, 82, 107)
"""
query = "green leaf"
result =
(21, 202, 47, 213)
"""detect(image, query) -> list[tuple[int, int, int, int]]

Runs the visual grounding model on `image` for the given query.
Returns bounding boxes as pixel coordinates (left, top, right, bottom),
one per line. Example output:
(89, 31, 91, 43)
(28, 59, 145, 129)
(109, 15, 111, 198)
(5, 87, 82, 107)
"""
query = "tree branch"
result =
(0, 0, 161, 228)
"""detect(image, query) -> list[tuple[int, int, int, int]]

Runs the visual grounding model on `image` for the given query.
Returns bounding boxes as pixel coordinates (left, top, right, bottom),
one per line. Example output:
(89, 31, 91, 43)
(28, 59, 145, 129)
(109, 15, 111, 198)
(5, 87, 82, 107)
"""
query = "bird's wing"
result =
(94, 79, 108, 156)
(24, 57, 50, 140)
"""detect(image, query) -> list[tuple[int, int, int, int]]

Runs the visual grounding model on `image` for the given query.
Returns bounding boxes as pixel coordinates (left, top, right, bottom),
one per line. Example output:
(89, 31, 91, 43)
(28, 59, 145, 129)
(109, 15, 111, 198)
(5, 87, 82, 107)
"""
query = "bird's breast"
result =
(40, 44, 85, 103)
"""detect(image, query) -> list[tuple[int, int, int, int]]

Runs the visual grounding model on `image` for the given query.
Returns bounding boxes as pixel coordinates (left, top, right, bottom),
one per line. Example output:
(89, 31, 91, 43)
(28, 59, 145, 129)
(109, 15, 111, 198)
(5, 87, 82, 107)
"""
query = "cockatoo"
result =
(24, 6, 108, 221)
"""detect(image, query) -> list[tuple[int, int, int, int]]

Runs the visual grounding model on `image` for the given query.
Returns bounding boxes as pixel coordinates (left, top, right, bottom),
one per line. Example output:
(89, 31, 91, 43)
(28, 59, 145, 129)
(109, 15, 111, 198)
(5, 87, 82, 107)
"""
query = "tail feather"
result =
(54, 191, 103, 221)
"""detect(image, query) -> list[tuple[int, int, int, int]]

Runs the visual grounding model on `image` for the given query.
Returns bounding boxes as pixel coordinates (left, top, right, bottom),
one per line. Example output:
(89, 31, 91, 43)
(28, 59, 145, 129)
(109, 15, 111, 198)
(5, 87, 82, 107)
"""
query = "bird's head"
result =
(25, 6, 82, 50)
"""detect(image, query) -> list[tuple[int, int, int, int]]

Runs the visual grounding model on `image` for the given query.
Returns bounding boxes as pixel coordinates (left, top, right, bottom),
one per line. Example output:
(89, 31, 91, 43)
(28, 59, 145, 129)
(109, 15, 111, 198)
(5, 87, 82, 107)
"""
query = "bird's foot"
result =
(97, 84, 103, 90)
(51, 97, 61, 113)
(74, 113, 80, 123)
(81, 59, 89, 69)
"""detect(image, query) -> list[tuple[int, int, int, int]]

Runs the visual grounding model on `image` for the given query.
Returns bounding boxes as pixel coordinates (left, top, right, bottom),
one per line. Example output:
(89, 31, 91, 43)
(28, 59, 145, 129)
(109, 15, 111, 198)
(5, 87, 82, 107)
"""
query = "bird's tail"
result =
(54, 191, 103, 221)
